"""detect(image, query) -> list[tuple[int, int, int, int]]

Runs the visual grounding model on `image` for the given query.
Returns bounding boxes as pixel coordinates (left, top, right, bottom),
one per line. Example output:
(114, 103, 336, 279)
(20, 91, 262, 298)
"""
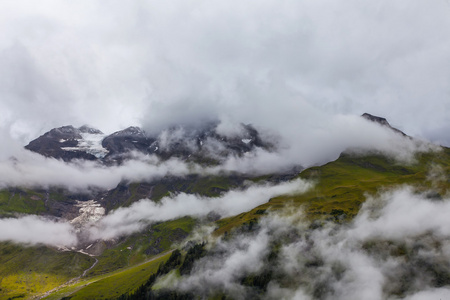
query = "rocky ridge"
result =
(25, 123, 272, 164)
(25, 125, 107, 161)
(362, 113, 407, 136)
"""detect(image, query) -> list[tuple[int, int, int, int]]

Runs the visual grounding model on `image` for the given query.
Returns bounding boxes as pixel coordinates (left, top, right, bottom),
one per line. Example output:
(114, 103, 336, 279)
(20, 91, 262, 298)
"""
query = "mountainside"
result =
(1, 115, 450, 299)
(361, 113, 407, 136)
(25, 125, 105, 161)
(25, 123, 272, 164)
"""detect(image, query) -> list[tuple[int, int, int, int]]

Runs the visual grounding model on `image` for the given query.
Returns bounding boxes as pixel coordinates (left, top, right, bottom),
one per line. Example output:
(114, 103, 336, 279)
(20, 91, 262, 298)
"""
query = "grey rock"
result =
(362, 113, 407, 136)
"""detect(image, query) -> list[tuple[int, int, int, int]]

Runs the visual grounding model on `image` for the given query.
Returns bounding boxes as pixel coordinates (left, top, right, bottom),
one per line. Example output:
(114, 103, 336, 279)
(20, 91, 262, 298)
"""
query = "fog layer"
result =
(172, 187, 450, 299)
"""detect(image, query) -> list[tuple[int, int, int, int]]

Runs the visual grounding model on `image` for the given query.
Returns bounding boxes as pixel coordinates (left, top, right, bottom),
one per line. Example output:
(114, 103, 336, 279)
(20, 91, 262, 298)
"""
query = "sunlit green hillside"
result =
(2, 147, 450, 299)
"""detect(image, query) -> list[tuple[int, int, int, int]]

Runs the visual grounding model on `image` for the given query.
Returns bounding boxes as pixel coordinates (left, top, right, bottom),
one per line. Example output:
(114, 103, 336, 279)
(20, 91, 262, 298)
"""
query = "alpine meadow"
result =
(1, 1, 450, 300)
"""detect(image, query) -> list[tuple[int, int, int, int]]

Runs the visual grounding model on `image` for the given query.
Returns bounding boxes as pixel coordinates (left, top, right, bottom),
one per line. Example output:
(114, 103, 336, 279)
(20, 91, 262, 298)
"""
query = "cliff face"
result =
(25, 123, 274, 164)
(24, 125, 101, 161)
(362, 113, 407, 136)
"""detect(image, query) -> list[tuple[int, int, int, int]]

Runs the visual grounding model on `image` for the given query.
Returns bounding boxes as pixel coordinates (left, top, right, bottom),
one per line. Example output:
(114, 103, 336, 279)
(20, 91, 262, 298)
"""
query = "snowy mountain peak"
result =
(25, 125, 107, 161)
(25, 122, 274, 163)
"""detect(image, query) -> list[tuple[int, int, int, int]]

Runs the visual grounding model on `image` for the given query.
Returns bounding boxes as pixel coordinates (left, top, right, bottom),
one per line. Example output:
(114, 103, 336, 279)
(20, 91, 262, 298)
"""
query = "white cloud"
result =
(0, 0, 447, 189)
(405, 288, 450, 300)
(0, 0, 449, 149)
(0, 114, 437, 191)
(178, 229, 271, 297)
(171, 187, 450, 299)
(348, 187, 450, 241)
(0, 178, 311, 246)
(0, 125, 203, 191)
(0, 215, 77, 246)
(89, 178, 311, 240)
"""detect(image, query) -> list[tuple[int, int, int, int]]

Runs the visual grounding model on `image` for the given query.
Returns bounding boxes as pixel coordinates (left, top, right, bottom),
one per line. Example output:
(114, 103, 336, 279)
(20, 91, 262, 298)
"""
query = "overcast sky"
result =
(1, 0, 449, 147)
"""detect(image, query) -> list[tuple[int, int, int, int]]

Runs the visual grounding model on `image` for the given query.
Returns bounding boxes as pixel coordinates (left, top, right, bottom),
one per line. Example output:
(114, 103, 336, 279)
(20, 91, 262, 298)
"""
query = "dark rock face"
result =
(26, 123, 273, 164)
(361, 113, 390, 126)
(96, 174, 247, 213)
(149, 123, 271, 162)
(79, 125, 103, 134)
(25, 125, 100, 161)
(45, 196, 80, 219)
(102, 126, 156, 159)
(362, 113, 407, 136)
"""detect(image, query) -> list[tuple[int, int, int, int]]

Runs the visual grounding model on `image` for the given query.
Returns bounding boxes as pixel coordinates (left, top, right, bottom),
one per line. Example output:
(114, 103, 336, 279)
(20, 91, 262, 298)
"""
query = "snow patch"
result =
(242, 139, 252, 144)
(61, 132, 109, 158)
(70, 200, 105, 232)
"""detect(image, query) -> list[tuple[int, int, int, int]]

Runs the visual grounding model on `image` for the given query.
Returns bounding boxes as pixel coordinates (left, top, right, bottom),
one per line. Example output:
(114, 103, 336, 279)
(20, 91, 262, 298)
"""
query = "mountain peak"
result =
(25, 125, 100, 161)
(361, 113, 407, 136)
(79, 125, 103, 135)
(110, 126, 145, 137)
(46, 125, 81, 139)
(361, 113, 390, 126)
(24, 122, 273, 164)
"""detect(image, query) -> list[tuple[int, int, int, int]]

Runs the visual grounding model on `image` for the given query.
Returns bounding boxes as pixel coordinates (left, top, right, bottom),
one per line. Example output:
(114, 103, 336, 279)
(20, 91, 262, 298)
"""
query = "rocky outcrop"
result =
(25, 125, 106, 161)
(70, 200, 105, 231)
(25, 122, 274, 164)
(362, 113, 407, 136)
(149, 122, 271, 162)
(101, 126, 156, 161)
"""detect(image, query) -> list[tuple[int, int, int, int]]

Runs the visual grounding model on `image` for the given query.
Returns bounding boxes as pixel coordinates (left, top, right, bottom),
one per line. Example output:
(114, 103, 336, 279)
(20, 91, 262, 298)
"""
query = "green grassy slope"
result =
(0, 216, 195, 300)
(0, 242, 94, 300)
(0, 189, 47, 217)
(215, 148, 450, 235)
(101, 174, 250, 212)
(44, 252, 171, 300)
(114, 148, 450, 300)
(90, 217, 196, 277)
(5, 147, 450, 299)
(0, 188, 82, 218)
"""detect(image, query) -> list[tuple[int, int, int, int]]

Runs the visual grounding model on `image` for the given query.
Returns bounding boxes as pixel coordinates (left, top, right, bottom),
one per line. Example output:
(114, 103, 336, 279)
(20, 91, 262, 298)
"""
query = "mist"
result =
(0, 0, 448, 191)
(0, 178, 311, 247)
(0, 147, 194, 191)
(1, 0, 450, 151)
(89, 178, 311, 240)
(215, 117, 439, 173)
(167, 186, 450, 299)
(1, 2, 450, 297)
(0, 114, 439, 192)
(0, 215, 77, 246)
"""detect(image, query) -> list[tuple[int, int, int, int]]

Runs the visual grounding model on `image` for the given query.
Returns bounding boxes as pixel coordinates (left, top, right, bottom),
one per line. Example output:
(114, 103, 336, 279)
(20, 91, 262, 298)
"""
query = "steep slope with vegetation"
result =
(35, 147, 450, 300)
(0, 243, 94, 300)
(3, 117, 450, 299)
(96, 148, 450, 300)
(215, 147, 450, 236)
